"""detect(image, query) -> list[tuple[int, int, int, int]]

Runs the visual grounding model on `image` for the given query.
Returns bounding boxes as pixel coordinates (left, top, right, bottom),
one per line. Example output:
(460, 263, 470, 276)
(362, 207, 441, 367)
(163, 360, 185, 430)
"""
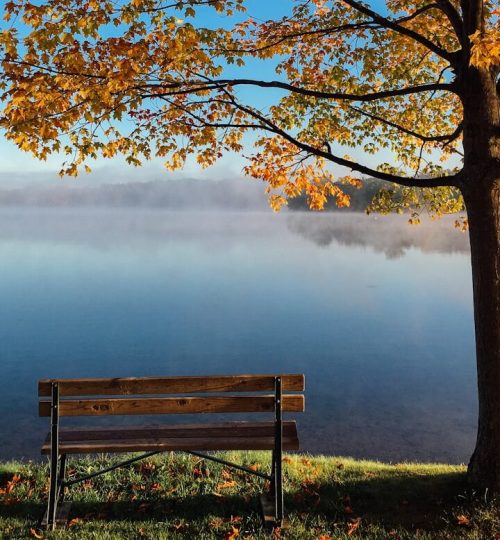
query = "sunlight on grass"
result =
(0, 453, 498, 539)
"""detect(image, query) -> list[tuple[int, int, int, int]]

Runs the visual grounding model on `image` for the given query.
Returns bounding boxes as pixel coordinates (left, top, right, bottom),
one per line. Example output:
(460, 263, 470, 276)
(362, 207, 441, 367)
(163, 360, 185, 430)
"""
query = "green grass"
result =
(0, 452, 498, 539)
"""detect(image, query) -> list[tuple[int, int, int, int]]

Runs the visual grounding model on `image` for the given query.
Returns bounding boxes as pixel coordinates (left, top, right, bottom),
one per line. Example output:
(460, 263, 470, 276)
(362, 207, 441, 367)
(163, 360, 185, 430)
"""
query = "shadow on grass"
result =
(289, 470, 470, 530)
(0, 470, 472, 533)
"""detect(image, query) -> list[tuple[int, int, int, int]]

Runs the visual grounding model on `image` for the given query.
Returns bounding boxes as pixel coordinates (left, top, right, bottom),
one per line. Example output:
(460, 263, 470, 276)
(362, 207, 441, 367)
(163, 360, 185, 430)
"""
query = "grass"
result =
(0, 452, 498, 539)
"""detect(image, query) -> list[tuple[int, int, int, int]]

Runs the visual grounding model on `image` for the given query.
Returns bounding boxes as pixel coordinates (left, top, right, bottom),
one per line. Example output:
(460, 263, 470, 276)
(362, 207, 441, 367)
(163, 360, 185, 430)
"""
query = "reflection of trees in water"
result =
(287, 212, 470, 259)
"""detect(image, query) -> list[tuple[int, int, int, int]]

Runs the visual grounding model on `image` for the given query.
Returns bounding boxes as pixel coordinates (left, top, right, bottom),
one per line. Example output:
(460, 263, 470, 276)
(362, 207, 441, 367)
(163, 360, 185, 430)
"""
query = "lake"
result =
(0, 208, 476, 463)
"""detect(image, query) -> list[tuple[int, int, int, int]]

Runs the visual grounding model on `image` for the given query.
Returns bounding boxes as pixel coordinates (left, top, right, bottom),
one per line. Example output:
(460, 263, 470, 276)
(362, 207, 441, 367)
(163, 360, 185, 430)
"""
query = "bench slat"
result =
(41, 421, 299, 454)
(41, 435, 299, 454)
(39, 395, 305, 417)
(44, 421, 297, 441)
(38, 374, 305, 397)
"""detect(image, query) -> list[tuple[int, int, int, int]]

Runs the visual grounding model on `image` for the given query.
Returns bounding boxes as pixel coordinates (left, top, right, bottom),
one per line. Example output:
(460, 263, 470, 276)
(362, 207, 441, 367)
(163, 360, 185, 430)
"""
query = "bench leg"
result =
(46, 456, 59, 529)
(46, 382, 60, 530)
(273, 447, 283, 525)
(273, 376, 284, 526)
(58, 454, 67, 503)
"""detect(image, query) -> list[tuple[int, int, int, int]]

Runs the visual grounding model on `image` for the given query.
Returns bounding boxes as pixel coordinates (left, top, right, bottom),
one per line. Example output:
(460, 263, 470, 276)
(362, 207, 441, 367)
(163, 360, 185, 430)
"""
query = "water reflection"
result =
(287, 212, 469, 258)
(0, 208, 476, 463)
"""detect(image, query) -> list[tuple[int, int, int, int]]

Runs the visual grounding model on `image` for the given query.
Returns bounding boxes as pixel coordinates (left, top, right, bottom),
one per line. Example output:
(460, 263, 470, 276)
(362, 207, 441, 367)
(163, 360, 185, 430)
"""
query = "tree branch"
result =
(341, 0, 457, 64)
(349, 105, 463, 143)
(435, 0, 465, 45)
(154, 78, 455, 101)
(218, 95, 461, 188)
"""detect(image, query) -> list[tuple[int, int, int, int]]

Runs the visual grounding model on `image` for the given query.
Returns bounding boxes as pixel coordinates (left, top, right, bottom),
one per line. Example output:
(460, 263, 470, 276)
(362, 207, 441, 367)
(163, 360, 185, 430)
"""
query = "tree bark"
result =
(463, 174, 500, 491)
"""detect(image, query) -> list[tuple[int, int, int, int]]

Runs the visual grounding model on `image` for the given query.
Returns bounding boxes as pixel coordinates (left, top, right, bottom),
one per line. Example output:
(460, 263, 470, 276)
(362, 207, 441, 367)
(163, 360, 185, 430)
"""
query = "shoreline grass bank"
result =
(0, 452, 498, 539)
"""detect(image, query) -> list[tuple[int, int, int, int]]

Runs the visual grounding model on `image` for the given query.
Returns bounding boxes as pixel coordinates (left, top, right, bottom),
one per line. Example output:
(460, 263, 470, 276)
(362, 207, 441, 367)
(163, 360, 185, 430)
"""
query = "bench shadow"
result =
(0, 470, 474, 533)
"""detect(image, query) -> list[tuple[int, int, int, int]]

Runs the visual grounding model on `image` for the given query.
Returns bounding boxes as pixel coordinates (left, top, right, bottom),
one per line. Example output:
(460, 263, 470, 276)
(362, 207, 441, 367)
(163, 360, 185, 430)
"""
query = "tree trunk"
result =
(464, 174, 500, 490)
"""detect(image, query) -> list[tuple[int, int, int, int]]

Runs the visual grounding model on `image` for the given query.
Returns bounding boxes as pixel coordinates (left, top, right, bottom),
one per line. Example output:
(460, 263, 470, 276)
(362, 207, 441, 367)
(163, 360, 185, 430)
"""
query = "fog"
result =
(287, 212, 470, 258)
(0, 207, 469, 259)
(0, 178, 269, 210)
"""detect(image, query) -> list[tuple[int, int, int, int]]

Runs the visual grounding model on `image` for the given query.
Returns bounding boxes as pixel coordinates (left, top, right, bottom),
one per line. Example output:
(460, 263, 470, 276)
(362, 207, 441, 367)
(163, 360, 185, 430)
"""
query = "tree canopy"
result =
(1, 0, 497, 215)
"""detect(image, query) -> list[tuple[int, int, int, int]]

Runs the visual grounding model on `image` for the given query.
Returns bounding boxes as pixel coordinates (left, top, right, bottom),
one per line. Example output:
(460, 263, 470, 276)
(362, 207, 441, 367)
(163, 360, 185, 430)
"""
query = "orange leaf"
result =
(68, 518, 82, 527)
(457, 514, 470, 526)
(318, 536, 332, 540)
(217, 481, 237, 490)
(226, 526, 239, 539)
(347, 518, 361, 536)
(209, 517, 224, 528)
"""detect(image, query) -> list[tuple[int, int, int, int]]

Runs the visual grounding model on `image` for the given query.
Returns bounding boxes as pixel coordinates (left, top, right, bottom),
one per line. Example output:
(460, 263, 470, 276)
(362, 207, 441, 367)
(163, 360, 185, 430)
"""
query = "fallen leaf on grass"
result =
(226, 526, 239, 539)
(68, 518, 82, 528)
(29, 528, 43, 539)
(210, 516, 242, 529)
(5, 474, 22, 494)
(282, 456, 293, 464)
(347, 518, 361, 536)
(139, 462, 156, 475)
(217, 481, 238, 490)
(272, 527, 281, 538)
(317, 535, 332, 540)
(210, 517, 225, 528)
(173, 519, 188, 530)
(457, 514, 471, 526)
(249, 463, 261, 471)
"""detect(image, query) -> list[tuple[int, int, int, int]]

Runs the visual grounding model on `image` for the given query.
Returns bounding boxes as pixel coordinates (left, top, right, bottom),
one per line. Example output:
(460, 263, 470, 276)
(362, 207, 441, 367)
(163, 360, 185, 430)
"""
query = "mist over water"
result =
(0, 208, 475, 462)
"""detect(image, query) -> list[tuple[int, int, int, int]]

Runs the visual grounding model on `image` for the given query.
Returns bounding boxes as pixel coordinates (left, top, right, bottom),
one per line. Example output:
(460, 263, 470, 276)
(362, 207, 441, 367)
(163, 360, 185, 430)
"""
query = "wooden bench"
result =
(38, 373, 305, 530)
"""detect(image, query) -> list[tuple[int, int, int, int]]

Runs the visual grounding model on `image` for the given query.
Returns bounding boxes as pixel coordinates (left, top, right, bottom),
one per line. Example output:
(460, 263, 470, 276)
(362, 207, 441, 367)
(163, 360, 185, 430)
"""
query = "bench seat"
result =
(41, 421, 299, 454)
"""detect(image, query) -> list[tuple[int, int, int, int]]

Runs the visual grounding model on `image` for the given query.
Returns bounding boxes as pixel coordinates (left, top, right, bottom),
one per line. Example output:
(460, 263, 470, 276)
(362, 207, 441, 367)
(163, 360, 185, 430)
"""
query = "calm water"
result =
(0, 208, 476, 462)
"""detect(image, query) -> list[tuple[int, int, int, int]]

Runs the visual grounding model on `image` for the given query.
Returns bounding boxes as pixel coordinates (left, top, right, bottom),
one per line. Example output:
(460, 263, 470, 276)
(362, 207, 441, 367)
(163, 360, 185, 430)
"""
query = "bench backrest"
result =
(38, 374, 305, 417)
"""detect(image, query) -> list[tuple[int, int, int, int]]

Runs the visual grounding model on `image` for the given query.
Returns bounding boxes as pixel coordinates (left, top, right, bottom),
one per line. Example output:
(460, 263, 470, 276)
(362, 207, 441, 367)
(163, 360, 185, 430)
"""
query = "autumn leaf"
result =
(317, 536, 332, 540)
(347, 518, 361, 536)
(456, 514, 471, 526)
(226, 526, 239, 540)
(210, 517, 225, 528)
(68, 518, 82, 527)
(217, 481, 238, 490)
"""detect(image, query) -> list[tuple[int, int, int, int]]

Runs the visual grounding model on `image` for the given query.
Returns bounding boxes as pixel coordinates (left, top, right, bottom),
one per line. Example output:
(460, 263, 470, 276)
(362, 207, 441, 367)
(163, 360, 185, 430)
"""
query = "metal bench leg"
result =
(58, 454, 67, 503)
(274, 376, 284, 526)
(46, 383, 59, 530)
